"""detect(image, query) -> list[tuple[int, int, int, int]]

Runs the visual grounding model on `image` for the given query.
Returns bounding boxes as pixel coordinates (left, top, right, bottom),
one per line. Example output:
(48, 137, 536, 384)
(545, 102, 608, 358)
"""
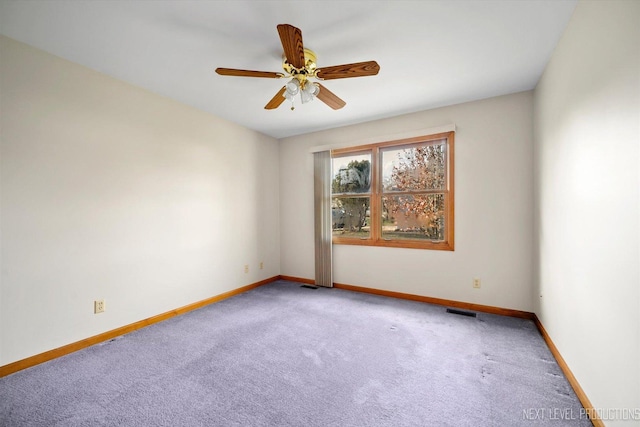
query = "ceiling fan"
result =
(215, 24, 380, 111)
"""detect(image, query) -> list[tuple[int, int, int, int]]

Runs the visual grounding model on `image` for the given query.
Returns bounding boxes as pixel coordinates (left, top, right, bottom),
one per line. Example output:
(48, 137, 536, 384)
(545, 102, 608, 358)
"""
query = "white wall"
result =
(533, 1, 640, 424)
(0, 36, 280, 365)
(280, 91, 534, 311)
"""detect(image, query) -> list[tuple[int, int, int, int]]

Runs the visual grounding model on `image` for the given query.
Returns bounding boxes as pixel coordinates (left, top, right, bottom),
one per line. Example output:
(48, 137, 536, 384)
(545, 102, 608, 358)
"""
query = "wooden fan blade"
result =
(316, 84, 346, 110)
(316, 61, 380, 80)
(216, 68, 284, 78)
(277, 24, 305, 69)
(265, 86, 287, 110)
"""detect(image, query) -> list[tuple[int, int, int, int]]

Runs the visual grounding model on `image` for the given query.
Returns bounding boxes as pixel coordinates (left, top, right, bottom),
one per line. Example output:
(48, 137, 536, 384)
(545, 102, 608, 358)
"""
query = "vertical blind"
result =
(313, 151, 332, 287)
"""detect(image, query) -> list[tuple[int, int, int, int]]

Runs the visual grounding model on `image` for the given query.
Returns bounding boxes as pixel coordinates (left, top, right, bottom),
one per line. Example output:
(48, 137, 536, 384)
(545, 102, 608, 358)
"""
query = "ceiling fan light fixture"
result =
(300, 81, 319, 104)
(285, 78, 300, 96)
(307, 82, 319, 96)
(300, 90, 313, 104)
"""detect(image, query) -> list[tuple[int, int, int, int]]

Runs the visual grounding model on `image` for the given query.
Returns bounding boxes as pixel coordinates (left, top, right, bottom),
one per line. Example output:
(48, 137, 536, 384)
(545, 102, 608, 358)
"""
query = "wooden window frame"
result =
(331, 131, 454, 251)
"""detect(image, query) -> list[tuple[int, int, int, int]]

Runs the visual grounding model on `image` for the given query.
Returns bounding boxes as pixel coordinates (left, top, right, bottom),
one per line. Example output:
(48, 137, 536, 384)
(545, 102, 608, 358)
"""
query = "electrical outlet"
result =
(94, 299, 105, 314)
(473, 278, 481, 289)
(259, 261, 264, 270)
(244, 265, 249, 274)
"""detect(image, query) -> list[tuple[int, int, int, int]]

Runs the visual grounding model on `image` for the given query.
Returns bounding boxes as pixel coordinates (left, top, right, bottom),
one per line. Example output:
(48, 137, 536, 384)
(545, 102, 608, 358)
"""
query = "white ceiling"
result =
(0, 0, 577, 139)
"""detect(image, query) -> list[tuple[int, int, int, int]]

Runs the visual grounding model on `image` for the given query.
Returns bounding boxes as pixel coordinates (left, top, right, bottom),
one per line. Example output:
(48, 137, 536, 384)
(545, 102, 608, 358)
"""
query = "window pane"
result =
(382, 194, 445, 241)
(382, 142, 446, 192)
(332, 197, 371, 238)
(332, 153, 371, 194)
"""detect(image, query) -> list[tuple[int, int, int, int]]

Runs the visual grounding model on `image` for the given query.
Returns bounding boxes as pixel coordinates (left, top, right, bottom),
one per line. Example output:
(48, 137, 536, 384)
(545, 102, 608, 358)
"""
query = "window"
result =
(331, 132, 454, 250)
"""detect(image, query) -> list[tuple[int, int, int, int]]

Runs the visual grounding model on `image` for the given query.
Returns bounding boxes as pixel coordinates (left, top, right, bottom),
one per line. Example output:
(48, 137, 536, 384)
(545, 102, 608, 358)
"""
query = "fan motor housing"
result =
(282, 48, 317, 76)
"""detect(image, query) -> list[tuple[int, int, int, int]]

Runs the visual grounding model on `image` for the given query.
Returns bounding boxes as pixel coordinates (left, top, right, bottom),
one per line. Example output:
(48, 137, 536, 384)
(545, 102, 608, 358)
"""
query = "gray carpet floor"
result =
(1, 280, 592, 426)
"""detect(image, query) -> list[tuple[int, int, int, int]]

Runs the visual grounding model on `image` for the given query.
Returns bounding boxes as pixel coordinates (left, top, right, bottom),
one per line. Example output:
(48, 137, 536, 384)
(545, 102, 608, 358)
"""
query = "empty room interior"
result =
(0, 1, 639, 426)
